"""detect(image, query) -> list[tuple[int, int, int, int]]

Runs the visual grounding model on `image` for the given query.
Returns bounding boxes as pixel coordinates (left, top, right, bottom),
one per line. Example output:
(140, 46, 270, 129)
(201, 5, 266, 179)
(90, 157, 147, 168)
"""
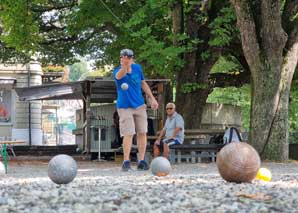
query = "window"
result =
(101, 128, 106, 141)
(0, 90, 11, 123)
(94, 128, 106, 141)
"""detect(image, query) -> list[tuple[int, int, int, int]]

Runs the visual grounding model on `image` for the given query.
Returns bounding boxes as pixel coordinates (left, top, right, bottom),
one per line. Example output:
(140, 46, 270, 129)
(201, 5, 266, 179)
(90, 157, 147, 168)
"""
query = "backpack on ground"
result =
(223, 127, 242, 144)
(209, 134, 224, 144)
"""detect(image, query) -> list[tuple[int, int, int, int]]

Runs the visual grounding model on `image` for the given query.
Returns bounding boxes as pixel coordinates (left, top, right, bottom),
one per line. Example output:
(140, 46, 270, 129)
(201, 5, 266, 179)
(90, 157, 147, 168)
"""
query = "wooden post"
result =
(85, 81, 91, 153)
(82, 100, 86, 152)
(157, 82, 165, 130)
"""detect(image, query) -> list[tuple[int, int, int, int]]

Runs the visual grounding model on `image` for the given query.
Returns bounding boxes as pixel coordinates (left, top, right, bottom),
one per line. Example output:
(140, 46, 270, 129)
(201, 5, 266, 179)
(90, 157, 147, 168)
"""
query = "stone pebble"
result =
(0, 161, 297, 212)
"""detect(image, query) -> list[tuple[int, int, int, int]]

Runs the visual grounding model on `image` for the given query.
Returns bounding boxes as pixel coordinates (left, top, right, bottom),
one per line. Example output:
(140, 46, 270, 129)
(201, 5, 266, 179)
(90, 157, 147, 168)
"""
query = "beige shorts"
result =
(117, 104, 148, 136)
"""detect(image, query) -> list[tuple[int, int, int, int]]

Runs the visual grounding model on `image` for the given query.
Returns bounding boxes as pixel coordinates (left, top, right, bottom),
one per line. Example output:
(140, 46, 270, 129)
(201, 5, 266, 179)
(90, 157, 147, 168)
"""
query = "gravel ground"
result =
(1, 159, 298, 213)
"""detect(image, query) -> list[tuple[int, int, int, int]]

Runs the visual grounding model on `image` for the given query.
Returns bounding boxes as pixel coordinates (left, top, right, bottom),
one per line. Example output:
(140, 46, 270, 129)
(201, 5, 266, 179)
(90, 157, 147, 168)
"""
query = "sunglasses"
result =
(120, 56, 133, 59)
(166, 107, 173, 110)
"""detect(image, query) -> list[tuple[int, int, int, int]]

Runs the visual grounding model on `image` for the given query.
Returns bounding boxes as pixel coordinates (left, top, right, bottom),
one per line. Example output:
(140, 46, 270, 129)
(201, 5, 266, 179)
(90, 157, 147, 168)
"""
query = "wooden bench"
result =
(168, 143, 225, 163)
(146, 129, 225, 163)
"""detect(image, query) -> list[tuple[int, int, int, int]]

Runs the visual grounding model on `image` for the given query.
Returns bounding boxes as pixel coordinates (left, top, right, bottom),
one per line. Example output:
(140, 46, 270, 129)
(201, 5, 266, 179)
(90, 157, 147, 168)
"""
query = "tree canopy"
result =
(0, 1, 245, 78)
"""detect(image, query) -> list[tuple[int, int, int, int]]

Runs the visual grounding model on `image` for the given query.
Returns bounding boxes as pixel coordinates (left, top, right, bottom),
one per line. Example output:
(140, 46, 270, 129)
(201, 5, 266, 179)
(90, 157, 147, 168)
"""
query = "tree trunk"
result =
(177, 89, 210, 128)
(262, 81, 289, 161)
(174, 2, 215, 129)
(231, 0, 298, 161)
(262, 35, 298, 160)
(249, 61, 284, 159)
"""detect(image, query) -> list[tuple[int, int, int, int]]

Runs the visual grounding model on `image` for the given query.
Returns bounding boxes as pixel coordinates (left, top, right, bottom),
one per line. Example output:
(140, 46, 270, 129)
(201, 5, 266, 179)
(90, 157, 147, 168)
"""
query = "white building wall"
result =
(0, 62, 43, 145)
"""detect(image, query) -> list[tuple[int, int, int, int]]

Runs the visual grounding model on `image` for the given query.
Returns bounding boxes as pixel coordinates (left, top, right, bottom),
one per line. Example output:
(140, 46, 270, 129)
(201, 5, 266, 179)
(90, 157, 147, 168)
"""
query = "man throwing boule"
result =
(114, 48, 159, 171)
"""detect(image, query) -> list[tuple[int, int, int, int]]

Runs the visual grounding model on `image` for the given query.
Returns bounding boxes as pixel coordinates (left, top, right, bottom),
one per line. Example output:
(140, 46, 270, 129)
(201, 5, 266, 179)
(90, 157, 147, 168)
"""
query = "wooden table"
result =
(184, 129, 225, 134)
(148, 129, 225, 139)
(0, 140, 26, 173)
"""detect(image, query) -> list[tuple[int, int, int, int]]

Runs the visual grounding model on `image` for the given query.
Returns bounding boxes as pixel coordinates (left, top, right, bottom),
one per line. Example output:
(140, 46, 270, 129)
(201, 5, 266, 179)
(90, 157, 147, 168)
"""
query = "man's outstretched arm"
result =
(141, 81, 159, 109)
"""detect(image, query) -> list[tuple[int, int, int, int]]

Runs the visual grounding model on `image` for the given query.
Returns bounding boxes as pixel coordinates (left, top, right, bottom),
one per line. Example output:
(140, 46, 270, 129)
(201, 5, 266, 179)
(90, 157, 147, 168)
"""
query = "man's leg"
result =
(134, 105, 148, 161)
(117, 108, 135, 171)
(137, 133, 146, 160)
(123, 135, 133, 161)
(134, 105, 149, 170)
(164, 139, 180, 159)
(136, 132, 149, 170)
(163, 142, 170, 159)
(153, 143, 160, 157)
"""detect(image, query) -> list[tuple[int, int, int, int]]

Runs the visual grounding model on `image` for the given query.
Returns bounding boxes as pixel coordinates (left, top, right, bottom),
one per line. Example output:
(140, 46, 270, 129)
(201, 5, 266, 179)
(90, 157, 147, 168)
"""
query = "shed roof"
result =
(15, 79, 169, 103)
(0, 77, 16, 89)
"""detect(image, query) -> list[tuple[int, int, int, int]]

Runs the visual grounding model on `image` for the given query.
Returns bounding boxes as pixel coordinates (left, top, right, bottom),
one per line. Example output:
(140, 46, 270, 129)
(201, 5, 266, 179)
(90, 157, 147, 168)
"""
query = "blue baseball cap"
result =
(120, 49, 134, 57)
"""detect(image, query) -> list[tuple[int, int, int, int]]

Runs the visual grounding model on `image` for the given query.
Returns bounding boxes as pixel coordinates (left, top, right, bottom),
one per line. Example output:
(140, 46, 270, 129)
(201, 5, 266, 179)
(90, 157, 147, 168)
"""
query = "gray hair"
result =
(166, 102, 176, 109)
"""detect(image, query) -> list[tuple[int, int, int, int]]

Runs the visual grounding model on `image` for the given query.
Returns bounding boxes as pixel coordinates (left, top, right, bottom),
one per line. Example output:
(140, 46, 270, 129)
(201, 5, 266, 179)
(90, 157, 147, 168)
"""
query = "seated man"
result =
(154, 102, 184, 159)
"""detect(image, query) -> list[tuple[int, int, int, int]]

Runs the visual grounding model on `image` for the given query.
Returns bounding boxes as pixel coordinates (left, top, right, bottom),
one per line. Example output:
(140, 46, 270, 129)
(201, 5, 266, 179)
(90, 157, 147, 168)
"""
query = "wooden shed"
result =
(0, 63, 43, 145)
(15, 79, 170, 154)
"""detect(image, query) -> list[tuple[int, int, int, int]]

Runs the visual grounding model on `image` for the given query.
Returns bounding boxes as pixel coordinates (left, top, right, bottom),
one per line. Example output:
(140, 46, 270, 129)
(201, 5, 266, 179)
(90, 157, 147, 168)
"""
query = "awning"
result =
(0, 77, 16, 89)
(14, 79, 169, 103)
(15, 81, 86, 101)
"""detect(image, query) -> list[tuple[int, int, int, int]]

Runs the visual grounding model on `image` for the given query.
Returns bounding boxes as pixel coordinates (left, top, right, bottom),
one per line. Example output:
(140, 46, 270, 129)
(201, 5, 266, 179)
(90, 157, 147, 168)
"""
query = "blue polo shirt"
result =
(113, 63, 145, 109)
(163, 112, 185, 144)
